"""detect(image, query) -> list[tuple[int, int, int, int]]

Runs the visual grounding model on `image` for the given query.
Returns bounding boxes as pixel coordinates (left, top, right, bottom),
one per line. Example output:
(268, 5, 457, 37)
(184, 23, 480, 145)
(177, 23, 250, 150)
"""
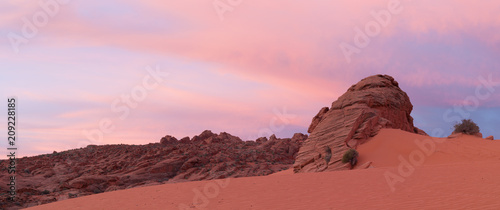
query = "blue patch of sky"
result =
(412, 106, 500, 138)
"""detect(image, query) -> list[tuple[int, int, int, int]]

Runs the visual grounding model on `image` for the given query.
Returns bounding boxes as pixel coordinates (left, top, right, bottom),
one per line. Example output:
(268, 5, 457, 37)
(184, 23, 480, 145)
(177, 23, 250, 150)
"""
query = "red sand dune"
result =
(356, 129, 500, 168)
(27, 129, 500, 209)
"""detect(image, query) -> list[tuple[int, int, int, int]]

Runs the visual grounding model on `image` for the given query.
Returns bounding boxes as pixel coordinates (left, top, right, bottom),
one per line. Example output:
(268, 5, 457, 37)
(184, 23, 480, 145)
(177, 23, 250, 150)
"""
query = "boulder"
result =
(160, 135, 178, 145)
(192, 130, 217, 142)
(218, 132, 243, 144)
(294, 75, 427, 173)
(256, 137, 268, 144)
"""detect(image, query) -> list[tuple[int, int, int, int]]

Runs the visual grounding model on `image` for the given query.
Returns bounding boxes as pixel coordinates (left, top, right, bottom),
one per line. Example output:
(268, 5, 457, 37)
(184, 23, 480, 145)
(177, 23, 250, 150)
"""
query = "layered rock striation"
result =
(294, 75, 427, 173)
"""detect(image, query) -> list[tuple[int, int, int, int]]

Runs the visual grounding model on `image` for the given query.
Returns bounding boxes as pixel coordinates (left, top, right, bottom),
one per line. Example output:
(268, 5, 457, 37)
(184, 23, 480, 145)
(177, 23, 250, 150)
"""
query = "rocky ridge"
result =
(0, 131, 307, 209)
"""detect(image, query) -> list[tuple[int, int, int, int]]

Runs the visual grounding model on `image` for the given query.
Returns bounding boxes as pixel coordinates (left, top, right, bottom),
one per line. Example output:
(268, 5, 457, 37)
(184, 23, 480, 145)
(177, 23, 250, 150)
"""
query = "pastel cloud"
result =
(1, 1, 499, 156)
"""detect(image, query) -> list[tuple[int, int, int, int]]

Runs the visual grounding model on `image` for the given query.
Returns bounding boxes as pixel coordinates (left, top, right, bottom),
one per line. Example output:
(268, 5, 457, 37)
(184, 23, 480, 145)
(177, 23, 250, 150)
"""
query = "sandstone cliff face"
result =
(293, 75, 427, 173)
(307, 107, 329, 133)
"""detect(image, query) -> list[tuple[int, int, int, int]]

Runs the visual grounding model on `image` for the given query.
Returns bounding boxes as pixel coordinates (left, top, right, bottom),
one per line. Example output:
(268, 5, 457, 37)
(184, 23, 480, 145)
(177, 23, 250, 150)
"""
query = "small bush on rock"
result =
(324, 147, 332, 163)
(341, 149, 358, 165)
(453, 119, 480, 135)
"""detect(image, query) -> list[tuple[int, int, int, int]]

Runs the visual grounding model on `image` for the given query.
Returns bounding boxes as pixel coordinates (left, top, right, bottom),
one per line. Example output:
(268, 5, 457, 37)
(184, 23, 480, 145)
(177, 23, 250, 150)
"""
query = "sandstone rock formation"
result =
(293, 75, 427, 173)
(486, 136, 494, 140)
(308, 107, 329, 133)
(0, 131, 307, 209)
(160, 135, 177, 145)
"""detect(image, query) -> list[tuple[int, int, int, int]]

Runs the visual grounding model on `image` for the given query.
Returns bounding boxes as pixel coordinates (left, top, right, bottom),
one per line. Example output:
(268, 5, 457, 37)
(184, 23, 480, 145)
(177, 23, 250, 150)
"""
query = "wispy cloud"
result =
(1, 0, 499, 156)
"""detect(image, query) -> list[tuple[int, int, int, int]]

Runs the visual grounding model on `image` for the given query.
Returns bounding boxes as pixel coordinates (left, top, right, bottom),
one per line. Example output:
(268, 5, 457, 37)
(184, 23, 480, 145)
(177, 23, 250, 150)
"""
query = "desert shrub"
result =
(324, 147, 332, 163)
(341, 149, 358, 164)
(453, 119, 480, 135)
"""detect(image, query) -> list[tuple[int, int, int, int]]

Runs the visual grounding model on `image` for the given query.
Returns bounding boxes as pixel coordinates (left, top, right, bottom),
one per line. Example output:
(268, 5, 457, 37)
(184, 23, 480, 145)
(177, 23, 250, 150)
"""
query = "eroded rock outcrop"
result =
(160, 135, 178, 145)
(293, 75, 427, 173)
(0, 131, 307, 209)
(308, 107, 329, 133)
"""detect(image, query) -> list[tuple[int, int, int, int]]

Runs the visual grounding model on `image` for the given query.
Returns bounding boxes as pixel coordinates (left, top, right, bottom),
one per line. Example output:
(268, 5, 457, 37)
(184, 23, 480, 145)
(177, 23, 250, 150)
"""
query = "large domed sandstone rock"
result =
(293, 74, 427, 173)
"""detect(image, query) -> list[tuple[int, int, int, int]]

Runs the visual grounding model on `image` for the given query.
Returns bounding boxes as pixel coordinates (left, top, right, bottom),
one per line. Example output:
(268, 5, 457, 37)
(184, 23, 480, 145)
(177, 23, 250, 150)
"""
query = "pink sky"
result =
(1, 0, 500, 156)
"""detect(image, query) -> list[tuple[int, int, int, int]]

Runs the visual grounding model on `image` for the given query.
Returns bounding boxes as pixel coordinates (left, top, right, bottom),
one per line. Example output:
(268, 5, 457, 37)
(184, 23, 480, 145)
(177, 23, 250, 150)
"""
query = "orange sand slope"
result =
(356, 129, 500, 168)
(28, 129, 500, 210)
